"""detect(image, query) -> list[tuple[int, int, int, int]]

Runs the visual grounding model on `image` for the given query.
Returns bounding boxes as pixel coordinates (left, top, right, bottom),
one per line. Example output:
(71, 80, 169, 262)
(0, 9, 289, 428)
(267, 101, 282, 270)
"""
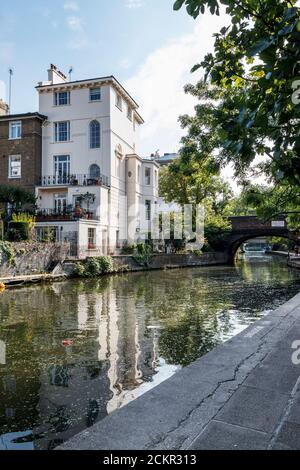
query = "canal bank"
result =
(0, 252, 229, 286)
(267, 250, 300, 271)
(60, 290, 300, 450)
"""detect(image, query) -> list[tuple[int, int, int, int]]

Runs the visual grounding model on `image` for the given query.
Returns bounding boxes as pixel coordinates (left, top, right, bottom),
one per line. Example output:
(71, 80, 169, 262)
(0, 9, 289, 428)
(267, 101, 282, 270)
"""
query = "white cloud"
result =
(125, 12, 228, 157)
(64, 1, 79, 11)
(66, 14, 89, 49)
(67, 15, 84, 32)
(125, 0, 143, 8)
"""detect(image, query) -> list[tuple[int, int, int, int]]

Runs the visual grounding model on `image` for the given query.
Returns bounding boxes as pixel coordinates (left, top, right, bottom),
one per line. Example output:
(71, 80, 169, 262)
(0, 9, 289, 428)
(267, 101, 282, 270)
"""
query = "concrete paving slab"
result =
(216, 385, 289, 433)
(244, 361, 300, 395)
(272, 421, 300, 449)
(189, 421, 270, 450)
(286, 394, 300, 425)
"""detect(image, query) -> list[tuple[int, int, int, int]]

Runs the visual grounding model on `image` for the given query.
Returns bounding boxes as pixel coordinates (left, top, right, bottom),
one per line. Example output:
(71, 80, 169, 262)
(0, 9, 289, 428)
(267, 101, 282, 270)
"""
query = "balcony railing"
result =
(36, 208, 98, 222)
(39, 174, 110, 188)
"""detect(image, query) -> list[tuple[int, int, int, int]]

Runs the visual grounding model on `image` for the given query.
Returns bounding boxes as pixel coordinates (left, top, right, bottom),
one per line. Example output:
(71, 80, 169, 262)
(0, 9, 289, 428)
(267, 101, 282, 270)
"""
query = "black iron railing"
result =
(36, 208, 98, 222)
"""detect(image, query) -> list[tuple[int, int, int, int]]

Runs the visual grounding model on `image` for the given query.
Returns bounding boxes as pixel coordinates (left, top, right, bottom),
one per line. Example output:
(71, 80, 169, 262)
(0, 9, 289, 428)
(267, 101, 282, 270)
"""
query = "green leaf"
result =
(173, 0, 185, 11)
(278, 22, 296, 36)
(249, 38, 273, 57)
(282, 7, 299, 22)
(191, 64, 201, 73)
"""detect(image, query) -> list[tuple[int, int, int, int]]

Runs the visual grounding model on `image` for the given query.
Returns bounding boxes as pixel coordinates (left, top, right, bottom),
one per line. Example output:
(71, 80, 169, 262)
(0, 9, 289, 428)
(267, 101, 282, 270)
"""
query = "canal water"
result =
(0, 254, 300, 450)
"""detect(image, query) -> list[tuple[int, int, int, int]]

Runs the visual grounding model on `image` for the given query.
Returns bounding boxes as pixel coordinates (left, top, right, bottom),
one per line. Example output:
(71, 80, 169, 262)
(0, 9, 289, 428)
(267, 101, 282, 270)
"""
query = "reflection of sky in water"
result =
(0, 254, 300, 450)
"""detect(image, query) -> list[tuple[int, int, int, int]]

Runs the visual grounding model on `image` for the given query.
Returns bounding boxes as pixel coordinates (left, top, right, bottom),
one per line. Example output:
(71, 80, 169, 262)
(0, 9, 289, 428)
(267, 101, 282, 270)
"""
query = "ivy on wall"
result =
(0, 241, 15, 266)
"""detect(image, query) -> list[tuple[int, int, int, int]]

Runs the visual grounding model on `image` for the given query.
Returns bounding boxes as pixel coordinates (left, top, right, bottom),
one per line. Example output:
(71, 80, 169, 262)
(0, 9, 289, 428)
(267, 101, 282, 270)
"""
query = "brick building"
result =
(0, 104, 47, 194)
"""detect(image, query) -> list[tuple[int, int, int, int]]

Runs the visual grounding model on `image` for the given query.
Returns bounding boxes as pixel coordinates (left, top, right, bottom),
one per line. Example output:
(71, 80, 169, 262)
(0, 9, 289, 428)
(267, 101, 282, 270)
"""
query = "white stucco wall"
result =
(36, 74, 157, 255)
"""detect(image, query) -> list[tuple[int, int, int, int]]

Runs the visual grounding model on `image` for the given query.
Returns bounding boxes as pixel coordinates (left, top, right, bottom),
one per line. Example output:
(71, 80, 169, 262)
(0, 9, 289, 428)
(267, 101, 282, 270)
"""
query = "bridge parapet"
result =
(228, 216, 287, 232)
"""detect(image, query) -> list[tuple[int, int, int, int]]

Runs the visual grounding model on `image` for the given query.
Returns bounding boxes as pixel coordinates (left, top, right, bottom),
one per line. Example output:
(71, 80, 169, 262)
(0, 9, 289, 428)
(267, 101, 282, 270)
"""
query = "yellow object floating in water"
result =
(0, 282, 5, 293)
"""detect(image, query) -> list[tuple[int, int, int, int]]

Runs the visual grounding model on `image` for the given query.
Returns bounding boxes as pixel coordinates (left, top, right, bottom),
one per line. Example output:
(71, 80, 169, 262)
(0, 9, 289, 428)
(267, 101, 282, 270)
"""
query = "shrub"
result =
(97, 256, 114, 273)
(121, 242, 136, 254)
(73, 256, 114, 277)
(12, 213, 36, 230)
(8, 222, 30, 241)
(0, 241, 15, 265)
(134, 244, 153, 268)
(73, 262, 86, 277)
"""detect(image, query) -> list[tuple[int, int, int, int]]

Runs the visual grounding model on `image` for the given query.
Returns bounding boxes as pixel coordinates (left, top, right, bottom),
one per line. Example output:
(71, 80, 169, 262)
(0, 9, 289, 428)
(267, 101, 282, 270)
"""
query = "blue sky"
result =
(0, 0, 226, 156)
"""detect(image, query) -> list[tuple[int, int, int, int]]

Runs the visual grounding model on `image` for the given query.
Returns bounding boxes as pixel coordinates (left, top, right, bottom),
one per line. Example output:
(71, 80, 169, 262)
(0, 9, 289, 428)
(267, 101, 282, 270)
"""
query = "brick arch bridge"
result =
(225, 216, 299, 263)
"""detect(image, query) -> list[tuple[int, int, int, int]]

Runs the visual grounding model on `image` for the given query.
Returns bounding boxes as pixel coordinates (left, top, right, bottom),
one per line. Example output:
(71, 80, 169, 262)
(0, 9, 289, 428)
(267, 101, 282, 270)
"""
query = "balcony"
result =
(36, 208, 98, 223)
(39, 173, 110, 188)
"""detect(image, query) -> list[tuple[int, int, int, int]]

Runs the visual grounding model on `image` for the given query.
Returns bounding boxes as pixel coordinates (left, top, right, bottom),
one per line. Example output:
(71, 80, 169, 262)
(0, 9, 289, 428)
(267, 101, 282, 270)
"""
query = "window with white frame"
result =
(127, 105, 132, 121)
(9, 121, 22, 140)
(145, 200, 151, 221)
(54, 91, 70, 106)
(54, 155, 70, 183)
(54, 121, 70, 142)
(9, 155, 21, 178)
(89, 120, 101, 148)
(116, 93, 122, 110)
(145, 167, 151, 185)
(88, 228, 96, 249)
(90, 88, 101, 101)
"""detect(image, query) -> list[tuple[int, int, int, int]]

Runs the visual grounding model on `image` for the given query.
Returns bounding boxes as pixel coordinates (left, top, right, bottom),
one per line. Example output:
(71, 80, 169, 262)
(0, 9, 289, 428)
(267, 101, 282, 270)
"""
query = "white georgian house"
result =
(35, 65, 159, 258)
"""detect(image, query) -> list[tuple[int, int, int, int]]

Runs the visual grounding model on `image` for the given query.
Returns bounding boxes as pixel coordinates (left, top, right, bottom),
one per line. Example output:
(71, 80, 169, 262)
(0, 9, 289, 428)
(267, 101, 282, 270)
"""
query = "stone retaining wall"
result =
(0, 242, 69, 277)
(112, 252, 229, 271)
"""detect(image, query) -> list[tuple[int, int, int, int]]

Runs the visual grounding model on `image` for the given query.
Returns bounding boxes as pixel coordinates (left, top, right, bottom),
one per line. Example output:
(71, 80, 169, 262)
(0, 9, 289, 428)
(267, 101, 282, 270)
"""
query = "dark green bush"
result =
(134, 244, 153, 267)
(73, 256, 114, 277)
(8, 222, 30, 241)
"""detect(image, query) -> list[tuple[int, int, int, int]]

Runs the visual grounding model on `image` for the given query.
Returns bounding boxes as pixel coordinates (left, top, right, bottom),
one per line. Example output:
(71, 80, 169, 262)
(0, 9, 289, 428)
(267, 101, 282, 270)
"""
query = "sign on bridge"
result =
(271, 221, 286, 228)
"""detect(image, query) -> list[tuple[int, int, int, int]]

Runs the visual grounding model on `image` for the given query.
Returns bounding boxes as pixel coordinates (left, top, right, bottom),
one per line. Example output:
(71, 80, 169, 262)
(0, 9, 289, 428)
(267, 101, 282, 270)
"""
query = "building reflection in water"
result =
(1, 257, 299, 449)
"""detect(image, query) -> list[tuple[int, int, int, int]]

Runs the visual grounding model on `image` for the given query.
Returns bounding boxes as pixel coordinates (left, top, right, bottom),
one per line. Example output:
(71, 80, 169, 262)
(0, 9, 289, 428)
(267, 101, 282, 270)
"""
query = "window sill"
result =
(8, 137, 22, 141)
(89, 100, 102, 103)
(8, 176, 21, 179)
(51, 140, 73, 144)
(53, 104, 71, 107)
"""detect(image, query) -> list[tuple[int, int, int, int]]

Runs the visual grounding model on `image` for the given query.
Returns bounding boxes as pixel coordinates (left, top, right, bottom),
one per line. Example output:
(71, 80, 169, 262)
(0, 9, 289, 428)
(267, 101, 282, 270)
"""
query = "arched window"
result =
(90, 164, 100, 179)
(90, 120, 100, 149)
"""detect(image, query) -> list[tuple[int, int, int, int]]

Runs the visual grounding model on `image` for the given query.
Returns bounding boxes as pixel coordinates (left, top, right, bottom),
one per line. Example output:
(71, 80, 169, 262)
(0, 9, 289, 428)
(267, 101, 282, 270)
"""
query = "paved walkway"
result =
(60, 292, 300, 450)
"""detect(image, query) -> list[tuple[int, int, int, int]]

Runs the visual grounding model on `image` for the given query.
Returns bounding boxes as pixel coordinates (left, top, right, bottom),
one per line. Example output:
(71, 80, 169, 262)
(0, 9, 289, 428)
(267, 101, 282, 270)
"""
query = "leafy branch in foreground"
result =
(173, 0, 300, 219)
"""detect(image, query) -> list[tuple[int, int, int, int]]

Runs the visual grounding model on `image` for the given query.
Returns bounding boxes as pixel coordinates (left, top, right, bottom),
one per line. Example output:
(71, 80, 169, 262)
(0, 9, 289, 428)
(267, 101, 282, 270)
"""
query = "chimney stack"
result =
(47, 64, 67, 85)
(0, 99, 9, 116)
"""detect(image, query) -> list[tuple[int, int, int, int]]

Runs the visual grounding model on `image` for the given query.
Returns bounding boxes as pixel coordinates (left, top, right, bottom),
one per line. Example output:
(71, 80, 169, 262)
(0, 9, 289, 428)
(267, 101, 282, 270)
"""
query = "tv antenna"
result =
(69, 67, 73, 81)
(8, 68, 13, 113)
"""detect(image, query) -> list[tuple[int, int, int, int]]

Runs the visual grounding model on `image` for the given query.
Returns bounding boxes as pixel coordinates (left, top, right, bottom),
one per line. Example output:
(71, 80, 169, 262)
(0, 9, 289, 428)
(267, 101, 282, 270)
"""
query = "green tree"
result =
(159, 155, 233, 211)
(0, 185, 36, 216)
(173, 0, 300, 192)
(159, 157, 233, 251)
(242, 183, 300, 229)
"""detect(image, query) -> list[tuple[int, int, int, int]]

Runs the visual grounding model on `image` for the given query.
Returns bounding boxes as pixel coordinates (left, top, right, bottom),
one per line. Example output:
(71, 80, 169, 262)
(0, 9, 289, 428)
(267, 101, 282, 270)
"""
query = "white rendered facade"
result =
(35, 66, 159, 258)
